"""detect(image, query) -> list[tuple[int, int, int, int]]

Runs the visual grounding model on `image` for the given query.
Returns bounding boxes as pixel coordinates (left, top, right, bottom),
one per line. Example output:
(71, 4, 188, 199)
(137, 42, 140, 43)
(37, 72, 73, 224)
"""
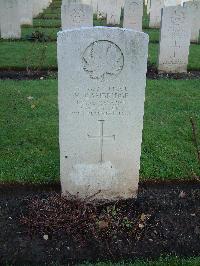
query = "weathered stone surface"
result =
(58, 27, 148, 201)
(164, 0, 181, 6)
(1, 0, 21, 39)
(123, 0, 143, 31)
(106, 0, 122, 25)
(184, 1, 200, 43)
(91, 0, 98, 14)
(147, 0, 151, 14)
(149, 0, 164, 28)
(19, 0, 33, 25)
(61, 0, 93, 29)
(158, 6, 191, 73)
(32, 0, 52, 18)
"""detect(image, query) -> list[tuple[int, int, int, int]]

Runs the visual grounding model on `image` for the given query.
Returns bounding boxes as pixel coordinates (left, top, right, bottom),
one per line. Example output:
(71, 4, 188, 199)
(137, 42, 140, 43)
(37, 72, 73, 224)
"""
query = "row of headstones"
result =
(148, 0, 200, 43)
(62, 0, 200, 43)
(0, 0, 52, 39)
(61, 0, 143, 31)
(61, 0, 199, 73)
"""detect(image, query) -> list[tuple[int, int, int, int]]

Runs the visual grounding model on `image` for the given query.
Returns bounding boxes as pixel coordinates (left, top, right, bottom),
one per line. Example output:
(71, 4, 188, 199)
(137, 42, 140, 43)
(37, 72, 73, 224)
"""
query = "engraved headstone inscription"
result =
(58, 27, 148, 201)
(123, 0, 143, 31)
(61, 0, 93, 30)
(158, 6, 191, 73)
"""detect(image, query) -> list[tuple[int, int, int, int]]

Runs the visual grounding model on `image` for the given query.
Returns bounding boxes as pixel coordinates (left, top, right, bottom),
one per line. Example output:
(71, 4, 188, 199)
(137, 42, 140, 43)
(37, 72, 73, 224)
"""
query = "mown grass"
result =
(1, 41, 199, 70)
(0, 79, 199, 184)
(20, 27, 159, 42)
(83, 256, 200, 266)
(0, 41, 56, 69)
(0, 80, 59, 184)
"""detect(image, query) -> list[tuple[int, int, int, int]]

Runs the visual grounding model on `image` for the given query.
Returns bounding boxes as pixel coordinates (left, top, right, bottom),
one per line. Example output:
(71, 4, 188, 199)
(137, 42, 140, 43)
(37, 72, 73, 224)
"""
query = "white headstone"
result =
(0, 0, 2, 36)
(184, 1, 200, 43)
(1, 0, 21, 39)
(164, 0, 176, 6)
(32, 0, 52, 17)
(91, 0, 98, 14)
(147, 0, 151, 14)
(19, 0, 33, 25)
(149, 0, 164, 28)
(61, 0, 93, 30)
(58, 27, 148, 201)
(106, 0, 122, 25)
(158, 6, 191, 72)
(123, 0, 143, 31)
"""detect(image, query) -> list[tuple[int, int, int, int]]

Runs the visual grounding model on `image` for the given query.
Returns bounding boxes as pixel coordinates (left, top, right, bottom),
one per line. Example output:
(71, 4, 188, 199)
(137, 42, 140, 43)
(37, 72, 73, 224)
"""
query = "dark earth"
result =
(0, 181, 200, 265)
(1, 66, 200, 80)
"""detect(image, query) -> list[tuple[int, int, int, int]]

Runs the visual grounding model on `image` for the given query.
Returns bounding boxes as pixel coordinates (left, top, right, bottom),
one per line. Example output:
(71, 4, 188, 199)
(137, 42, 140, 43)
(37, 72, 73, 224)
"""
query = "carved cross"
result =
(88, 120, 115, 163)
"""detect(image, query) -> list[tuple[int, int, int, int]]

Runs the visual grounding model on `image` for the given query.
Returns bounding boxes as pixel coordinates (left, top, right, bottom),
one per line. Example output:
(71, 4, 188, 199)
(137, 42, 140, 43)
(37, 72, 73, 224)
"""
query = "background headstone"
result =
(32, 0, 52, 18)
(164, 0, 179, 6)
(158, 6, 191, 72)
(184, 1, 200, 43)
(58, 27, 148, 201)
(123, 0, 143, 31)
(19, 0, 33, 25)
(147, 0, 151, 14)
(61, 0, 93, 30)
(106, 0, 122, 25)
(149, 0, 164, 28)
(1, 0, 21, 39)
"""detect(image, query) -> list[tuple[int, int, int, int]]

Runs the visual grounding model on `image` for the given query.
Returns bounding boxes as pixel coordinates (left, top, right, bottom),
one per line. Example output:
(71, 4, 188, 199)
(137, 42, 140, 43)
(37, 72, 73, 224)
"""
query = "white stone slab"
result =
(91, 0, 98, 14)
(19, 0, 33, 25)
(106, 0, 122, 25)
(164, 0, 176, 6)
(61, 0, 93, 30)
(1, 0, 21, 39)
(147, 0, 151, 14)
(123, 0, 143, 31)
(158, 6, 191, 72)
(184, 1, 200, 43)
(32, 0, 52, 17)
(149, 0, 164, 28)
(0, 0, 2, 37)
(57, 27, 148, 201)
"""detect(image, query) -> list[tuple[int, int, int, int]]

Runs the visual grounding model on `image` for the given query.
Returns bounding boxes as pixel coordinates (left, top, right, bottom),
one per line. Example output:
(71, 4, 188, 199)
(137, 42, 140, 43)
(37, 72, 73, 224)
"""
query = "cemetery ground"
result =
(0, 0, 200, 265)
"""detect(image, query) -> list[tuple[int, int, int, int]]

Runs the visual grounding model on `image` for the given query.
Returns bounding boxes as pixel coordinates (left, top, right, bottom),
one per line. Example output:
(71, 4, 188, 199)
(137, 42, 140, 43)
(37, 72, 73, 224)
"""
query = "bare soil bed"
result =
(0, 67, 200, 80)
(0, 181, 200, 265)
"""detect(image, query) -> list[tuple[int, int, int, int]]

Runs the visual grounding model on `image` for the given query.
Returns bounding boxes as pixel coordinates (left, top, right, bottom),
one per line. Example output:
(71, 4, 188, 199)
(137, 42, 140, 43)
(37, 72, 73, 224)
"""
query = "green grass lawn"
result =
(21, 27, 60, 41)
(0, 41, 56, 69)
(83, 257, 200, 266)
(0, 79, 199, 184)
(1, 40, 200, 70)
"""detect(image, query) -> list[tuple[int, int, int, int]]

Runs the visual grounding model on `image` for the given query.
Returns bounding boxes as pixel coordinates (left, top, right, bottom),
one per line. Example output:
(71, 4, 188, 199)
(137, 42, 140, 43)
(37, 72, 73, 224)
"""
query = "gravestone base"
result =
(61, 161, 138, 201)
(158, 64, 187, 73)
